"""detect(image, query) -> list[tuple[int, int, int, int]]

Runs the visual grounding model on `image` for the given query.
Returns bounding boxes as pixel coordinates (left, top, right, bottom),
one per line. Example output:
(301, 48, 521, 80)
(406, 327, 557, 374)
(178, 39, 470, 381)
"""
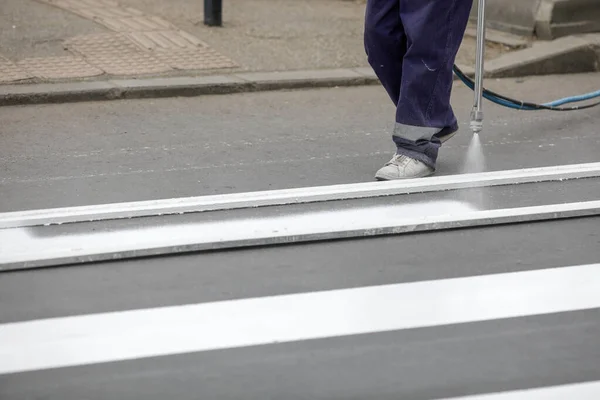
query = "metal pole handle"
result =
(470, 0, 486, 134)
(204, 0, 222, 27)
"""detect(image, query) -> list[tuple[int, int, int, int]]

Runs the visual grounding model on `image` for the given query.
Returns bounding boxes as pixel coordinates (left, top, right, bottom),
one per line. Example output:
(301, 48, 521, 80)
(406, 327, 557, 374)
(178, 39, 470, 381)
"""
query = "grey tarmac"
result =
(1, 73, 599, 400)
(1, 73, 600, 212)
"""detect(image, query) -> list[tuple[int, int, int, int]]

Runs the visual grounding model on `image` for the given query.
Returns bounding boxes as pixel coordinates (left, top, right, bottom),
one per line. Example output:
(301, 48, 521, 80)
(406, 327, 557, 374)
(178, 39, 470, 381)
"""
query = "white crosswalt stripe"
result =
(1, 161, 600, 229)
(2, 200, 599, 271)
(440, 381, 600, 399)
(1, 263, 599, 375)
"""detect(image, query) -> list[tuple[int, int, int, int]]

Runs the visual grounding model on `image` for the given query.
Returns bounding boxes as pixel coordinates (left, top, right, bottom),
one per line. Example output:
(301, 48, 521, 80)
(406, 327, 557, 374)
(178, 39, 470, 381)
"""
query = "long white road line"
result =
(1, 162, 600, 229)
(1, 263, 599, 375)
(1, 199, 599, 270)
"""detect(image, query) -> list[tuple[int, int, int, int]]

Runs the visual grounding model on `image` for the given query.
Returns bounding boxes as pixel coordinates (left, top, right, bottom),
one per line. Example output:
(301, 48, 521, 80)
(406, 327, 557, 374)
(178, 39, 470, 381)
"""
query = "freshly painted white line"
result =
(440, 381, 600, 399)
(1, 200, 599, 270)
(1, 162, 599, 229)
(1, 264, 599, 375)
(0, 200, 476, 269)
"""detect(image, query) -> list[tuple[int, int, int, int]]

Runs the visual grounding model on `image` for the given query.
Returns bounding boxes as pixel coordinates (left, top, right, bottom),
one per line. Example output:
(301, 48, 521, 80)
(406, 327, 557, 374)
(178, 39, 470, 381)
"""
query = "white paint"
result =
(0, 200, 477, 265)
(441, 381, 600, 399)
(2, 161, 600, 229)
(2, 200, 599, 270)
(1, 263, 599, 375)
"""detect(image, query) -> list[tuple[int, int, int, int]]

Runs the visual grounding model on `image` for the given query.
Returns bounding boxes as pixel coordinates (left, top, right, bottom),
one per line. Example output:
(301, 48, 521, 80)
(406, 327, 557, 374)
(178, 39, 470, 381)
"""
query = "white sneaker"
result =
(375, 154, 434, 180)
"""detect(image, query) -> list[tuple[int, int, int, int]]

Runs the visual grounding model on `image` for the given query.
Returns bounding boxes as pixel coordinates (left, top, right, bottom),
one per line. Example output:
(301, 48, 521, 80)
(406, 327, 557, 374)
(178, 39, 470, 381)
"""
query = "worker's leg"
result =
(376, 0, 473, 180)
(364, 0, 406, 106)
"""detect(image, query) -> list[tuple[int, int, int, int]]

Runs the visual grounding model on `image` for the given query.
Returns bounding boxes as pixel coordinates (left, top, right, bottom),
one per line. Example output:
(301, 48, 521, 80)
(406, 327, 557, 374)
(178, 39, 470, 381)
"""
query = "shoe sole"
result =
(375, 169, 435, 181)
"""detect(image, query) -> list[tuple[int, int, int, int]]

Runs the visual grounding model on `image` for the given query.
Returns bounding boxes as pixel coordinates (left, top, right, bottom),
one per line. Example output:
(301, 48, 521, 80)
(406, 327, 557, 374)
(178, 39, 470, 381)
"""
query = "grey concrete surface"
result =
(470, 0, 600, 39)
(0, 0, 103, 60)
(0, 0, 508, 86)
(2, 33, 600, 107)
(1, 73, 600, 212)
(485, 34, 600, 77)
(470, 0, 540, 37)
(0, 0, 594, 93)
(542, 0, 600, 39)
(118, 0, 507, 73)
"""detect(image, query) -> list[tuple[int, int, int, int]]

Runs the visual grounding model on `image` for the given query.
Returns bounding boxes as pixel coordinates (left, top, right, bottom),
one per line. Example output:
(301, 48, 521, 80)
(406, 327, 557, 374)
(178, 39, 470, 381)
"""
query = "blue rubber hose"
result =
(452, 65, 600, 111)
(544, 90, 600, 107)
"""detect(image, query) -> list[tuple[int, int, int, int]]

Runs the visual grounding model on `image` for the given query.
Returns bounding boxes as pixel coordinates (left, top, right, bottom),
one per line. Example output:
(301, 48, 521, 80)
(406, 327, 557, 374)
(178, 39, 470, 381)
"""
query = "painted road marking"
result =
(1, 200, 599, 270)
(1, 162, 600, 229)
(1, 263, 599, 375)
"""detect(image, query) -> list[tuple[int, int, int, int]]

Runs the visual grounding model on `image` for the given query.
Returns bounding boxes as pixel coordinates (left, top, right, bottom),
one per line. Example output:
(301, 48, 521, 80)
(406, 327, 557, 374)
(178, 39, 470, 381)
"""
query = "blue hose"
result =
(544, 90, 600, 107)
(452, 66, 600, 111)
(455, 71, 535, 110)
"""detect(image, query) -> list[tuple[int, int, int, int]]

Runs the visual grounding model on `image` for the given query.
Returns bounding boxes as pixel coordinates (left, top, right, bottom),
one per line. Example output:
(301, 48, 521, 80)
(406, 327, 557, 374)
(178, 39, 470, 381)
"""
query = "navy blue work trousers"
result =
(364, 0, 472, 168)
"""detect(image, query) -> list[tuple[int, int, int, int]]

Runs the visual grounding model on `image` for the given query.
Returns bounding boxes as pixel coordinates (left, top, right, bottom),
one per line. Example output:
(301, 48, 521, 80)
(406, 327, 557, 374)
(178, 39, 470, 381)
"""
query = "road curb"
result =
(0, 69, 379, 107)
(1, 34, 598, 107)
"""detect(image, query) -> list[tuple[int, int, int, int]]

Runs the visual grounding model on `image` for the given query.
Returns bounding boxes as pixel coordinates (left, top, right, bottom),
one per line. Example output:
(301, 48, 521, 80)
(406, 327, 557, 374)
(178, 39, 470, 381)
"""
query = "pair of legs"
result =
(364, 0, 473, 180)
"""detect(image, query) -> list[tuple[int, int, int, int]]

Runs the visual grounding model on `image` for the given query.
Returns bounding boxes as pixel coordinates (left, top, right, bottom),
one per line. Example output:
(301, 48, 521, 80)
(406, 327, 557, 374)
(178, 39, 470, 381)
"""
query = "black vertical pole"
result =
(204, 0, 222, 27)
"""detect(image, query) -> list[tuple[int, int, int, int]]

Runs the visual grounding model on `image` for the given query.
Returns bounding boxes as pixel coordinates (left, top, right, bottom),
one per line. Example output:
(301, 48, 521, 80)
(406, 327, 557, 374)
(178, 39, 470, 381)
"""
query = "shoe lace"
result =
(387, 154, 412, 167)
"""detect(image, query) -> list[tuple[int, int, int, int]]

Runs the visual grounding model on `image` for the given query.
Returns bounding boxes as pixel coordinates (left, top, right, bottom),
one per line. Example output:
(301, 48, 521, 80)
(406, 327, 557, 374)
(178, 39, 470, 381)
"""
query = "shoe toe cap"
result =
(375, 159, 434, 180)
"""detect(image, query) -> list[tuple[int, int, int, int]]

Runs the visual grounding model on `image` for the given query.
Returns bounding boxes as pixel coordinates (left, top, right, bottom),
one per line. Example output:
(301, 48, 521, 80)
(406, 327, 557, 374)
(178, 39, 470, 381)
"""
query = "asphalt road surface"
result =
(1, 74, 600, 399)
(2, 73, 600, 212)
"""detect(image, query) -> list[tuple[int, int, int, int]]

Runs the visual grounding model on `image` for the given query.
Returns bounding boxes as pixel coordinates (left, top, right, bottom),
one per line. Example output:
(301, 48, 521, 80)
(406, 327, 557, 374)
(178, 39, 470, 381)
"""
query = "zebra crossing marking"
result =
(1, 263, 599, 375)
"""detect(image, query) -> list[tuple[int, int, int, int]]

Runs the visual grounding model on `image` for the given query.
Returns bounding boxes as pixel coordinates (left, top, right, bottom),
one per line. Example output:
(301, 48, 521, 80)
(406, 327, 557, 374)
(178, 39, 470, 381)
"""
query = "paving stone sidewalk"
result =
(0, 0, 237, 83)
(0, 0, 514, 85)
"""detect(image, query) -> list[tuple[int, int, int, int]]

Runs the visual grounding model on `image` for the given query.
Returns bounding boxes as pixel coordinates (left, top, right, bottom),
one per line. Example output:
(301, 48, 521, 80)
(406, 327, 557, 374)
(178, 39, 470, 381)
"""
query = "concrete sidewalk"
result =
(1, 0, 512, 85)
